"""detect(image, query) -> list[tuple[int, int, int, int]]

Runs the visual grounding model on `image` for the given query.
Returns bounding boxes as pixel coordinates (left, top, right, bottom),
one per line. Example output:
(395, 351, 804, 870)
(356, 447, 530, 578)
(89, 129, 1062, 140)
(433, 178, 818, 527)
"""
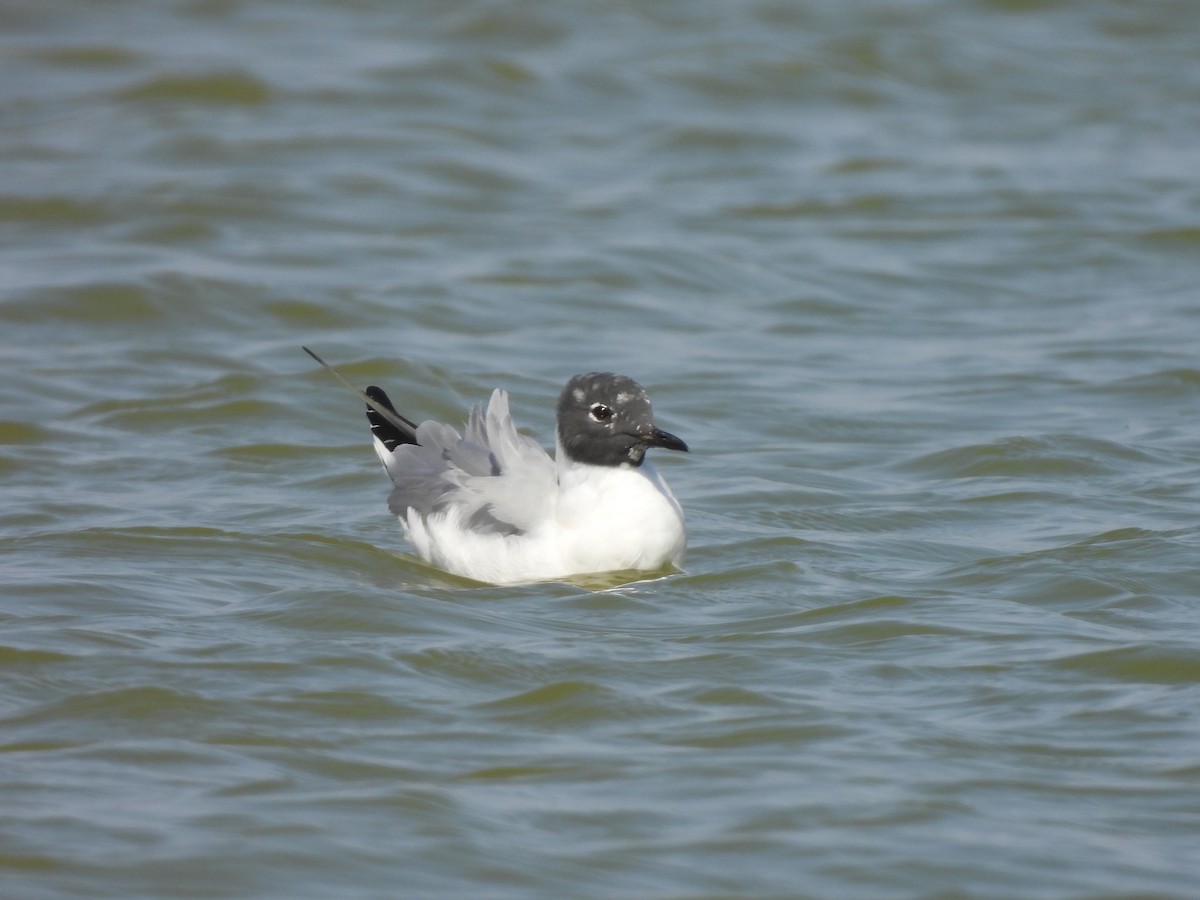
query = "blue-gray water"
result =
(3, 1, 1200, 897)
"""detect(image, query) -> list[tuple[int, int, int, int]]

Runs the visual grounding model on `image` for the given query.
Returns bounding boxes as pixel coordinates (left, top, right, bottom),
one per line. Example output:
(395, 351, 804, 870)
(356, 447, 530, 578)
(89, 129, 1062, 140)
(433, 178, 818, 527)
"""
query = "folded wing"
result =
(370, 388, 556, 536)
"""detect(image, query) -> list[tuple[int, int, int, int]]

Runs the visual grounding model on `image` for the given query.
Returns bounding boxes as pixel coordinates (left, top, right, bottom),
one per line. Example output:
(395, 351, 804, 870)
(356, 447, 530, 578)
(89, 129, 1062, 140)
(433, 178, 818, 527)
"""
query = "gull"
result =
(303, 348, 688, 585)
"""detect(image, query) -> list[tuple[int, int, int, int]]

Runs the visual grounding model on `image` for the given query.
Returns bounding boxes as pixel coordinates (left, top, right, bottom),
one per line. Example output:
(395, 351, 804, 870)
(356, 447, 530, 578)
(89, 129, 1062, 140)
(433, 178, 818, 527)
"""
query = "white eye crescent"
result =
(589, 403, 614, 423)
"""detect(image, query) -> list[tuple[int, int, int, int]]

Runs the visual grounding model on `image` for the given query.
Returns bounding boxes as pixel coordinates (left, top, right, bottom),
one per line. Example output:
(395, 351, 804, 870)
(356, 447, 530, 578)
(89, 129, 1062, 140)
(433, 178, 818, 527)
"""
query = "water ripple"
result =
(4, 0, 1200, 897)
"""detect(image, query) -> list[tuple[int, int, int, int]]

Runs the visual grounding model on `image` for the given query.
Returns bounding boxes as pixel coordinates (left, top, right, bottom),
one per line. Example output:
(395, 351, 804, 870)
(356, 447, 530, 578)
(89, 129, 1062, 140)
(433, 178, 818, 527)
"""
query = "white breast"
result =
(550, 459, 686, 575)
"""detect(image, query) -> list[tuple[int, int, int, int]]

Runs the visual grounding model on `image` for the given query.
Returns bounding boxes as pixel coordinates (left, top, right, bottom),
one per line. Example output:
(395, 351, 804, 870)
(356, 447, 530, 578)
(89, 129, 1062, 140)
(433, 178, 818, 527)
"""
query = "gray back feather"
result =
(380, 390, 555, 536)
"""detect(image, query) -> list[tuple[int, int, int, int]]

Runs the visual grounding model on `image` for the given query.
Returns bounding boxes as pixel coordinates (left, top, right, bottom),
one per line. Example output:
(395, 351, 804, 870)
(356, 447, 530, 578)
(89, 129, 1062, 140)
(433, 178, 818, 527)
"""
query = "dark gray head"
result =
(556, 372, 688, 467)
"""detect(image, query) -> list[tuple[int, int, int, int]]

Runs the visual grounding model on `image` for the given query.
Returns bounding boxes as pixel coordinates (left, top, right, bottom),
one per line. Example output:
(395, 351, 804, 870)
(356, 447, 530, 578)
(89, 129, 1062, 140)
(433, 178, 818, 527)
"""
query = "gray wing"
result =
(374, 389, 556, 535)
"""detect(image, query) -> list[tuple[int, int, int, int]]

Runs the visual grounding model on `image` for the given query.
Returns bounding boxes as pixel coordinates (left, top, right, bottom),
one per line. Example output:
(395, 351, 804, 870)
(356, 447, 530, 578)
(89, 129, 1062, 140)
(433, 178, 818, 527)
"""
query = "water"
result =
(3, 0, 1200, 897)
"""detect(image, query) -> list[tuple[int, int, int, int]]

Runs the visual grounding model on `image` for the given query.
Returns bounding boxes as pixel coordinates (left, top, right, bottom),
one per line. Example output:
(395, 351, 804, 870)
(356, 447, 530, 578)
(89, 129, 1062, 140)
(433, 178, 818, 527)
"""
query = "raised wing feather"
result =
(378, 389, 556, 536)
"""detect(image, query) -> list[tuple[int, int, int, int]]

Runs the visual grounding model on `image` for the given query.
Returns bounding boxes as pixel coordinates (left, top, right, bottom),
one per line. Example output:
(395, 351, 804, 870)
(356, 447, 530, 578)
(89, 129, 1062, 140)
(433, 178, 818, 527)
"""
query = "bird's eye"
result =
(589, 403, 613, 423)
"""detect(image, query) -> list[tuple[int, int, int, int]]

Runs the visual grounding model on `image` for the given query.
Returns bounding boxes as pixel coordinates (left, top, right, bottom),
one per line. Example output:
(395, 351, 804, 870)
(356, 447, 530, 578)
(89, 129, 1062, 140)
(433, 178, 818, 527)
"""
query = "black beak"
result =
(645, 427, 688, 453)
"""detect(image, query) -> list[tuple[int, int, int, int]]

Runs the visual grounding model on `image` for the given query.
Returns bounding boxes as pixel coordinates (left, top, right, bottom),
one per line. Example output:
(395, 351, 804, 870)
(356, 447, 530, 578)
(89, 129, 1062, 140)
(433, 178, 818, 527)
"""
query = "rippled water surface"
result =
(4, 1, 1200, 897)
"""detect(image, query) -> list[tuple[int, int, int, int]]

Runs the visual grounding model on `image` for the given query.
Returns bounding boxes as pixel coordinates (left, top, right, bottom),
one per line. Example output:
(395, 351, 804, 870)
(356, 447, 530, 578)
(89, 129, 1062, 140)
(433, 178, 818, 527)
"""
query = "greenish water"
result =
(3, 1, 1200, 897)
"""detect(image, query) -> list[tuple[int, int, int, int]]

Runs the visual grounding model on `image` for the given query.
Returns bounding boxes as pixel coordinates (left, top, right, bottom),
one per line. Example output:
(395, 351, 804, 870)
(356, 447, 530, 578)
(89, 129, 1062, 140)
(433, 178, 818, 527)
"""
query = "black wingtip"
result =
(366, 385, 418, 451)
